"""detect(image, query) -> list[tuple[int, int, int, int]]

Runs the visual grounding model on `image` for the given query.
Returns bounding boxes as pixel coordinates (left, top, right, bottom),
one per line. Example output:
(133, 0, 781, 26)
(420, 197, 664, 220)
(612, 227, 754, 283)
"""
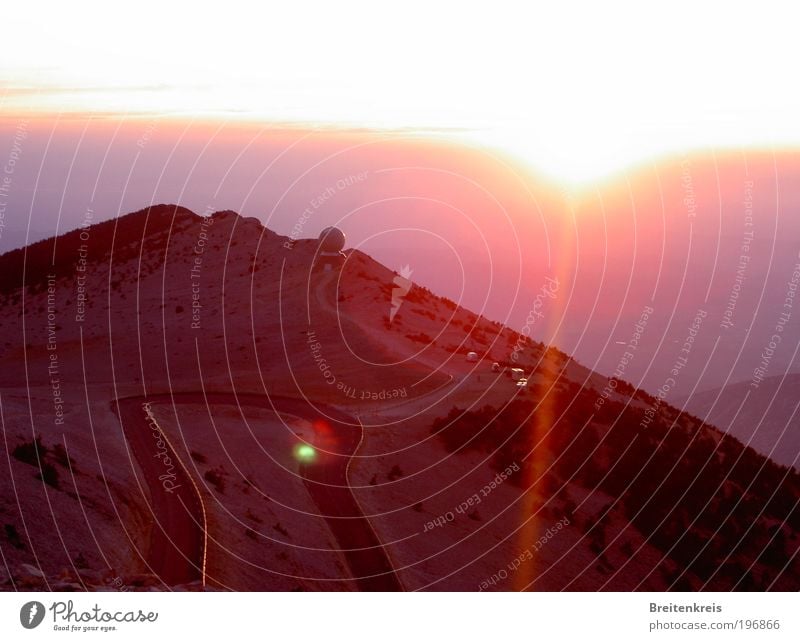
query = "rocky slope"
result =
(0, 204, 797, 590)
(681, 375, 800, 470)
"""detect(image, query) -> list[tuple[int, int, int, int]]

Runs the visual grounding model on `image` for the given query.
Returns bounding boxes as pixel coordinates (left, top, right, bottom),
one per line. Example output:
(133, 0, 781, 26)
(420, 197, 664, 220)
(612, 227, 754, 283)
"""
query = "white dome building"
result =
(315, 226, 346, 272)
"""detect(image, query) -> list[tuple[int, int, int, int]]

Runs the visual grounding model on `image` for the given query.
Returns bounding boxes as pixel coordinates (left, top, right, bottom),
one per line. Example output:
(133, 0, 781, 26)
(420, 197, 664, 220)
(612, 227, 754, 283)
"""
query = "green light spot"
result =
(294, 444, 317, 463)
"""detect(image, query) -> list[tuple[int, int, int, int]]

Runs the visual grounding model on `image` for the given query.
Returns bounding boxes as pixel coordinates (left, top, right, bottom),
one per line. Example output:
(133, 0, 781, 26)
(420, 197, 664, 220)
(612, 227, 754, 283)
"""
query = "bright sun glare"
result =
(3, 0, 799, 187)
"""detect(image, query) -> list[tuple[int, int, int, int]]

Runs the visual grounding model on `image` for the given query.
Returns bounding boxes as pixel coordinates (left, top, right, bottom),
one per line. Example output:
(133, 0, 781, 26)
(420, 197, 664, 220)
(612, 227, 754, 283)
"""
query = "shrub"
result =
(12, 436, 47, 466)
(387, 465, 404, 481)
(204, 468, 225, 493)
(37, 463, 60, 489)
(3, 524, 24, 550)
(52, 443, 74, 469)
(406, 332, 432, 344)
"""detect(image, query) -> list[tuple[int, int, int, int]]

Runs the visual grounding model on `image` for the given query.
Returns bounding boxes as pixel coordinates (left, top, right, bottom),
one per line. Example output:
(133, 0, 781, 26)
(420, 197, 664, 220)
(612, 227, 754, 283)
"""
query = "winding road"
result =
(113, 393, 402, 590)
(112, 397, 207, 586)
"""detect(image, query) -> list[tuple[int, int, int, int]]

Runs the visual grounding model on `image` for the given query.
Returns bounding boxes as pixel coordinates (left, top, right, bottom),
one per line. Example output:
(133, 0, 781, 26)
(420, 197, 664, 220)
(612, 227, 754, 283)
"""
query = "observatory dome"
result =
(319, 226, 346, 253)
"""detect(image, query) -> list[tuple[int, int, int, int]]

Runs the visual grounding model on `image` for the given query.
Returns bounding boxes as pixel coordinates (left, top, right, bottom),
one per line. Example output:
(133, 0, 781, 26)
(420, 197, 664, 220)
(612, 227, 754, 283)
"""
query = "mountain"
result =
(3, 119, 799, 401)
(0, 204, 798, 591)
(681, 375, 800, 470)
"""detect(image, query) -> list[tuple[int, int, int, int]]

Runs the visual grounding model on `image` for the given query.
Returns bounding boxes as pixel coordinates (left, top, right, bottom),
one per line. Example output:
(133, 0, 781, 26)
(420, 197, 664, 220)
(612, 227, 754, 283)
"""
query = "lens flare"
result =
(294, 443, 317, 463)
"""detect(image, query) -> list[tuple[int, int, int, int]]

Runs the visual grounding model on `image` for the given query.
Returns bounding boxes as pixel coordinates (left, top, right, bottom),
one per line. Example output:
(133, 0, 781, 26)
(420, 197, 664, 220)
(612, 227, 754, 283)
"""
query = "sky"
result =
(3, 0, 800, 187)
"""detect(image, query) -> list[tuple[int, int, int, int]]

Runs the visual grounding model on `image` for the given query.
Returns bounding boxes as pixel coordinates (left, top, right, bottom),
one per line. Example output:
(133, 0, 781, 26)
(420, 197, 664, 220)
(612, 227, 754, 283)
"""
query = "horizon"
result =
(5, 0, 800, 187)
(0, 116, 797, 253)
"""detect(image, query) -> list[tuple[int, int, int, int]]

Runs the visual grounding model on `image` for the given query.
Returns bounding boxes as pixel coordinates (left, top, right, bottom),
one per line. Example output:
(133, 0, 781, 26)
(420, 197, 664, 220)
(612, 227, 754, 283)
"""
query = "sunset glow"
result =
(4, 0, 799, 187)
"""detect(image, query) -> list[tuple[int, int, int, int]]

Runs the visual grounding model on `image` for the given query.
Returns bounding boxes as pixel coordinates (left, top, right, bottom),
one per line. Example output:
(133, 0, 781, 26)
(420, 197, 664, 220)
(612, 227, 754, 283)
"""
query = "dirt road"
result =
(115, 393, 402, 590)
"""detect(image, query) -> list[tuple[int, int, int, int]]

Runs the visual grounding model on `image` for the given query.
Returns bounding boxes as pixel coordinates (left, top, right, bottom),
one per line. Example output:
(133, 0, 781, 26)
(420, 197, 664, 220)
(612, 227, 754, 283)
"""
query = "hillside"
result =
(0, 204, 797, 591)
(681, 375, 800, 471)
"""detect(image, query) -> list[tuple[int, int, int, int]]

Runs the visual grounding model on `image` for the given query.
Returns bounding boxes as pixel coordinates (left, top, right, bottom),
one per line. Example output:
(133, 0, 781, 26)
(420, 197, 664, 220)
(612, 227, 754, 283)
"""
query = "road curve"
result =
(115, 393, 402, 591)
(112, 397, 207, 586)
